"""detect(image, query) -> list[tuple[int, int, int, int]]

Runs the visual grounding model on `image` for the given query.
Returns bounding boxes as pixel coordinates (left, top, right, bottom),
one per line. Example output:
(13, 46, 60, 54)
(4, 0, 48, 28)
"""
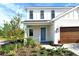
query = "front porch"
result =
(22, 20, 53, 44)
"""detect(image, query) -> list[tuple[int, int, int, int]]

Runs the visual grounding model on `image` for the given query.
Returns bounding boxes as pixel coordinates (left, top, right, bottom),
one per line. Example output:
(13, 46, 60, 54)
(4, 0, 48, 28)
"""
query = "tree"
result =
(0, 14, 24, 51)
(0, 14, 24, 41)
(0, 27, 3, 36)
(1, 22, 11, 38)
(9, 14, 24, 51)
(9, 14, 24, 40)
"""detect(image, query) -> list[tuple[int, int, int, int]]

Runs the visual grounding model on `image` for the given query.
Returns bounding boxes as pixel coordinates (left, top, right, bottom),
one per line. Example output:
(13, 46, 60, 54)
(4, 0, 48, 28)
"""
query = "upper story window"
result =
(40, 10, 44, 19)
(29, 10, 33, 19)
(51, 10, 55, 19)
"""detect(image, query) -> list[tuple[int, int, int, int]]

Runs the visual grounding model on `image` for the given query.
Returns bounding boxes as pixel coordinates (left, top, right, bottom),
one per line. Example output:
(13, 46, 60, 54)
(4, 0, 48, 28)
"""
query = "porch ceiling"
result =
(22, 20, 51, 25)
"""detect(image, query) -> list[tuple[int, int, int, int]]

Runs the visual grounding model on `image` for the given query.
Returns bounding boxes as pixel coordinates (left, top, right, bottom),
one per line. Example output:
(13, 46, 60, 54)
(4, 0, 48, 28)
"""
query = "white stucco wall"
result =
(26, 7, 71, 20)
(49, 23, 55, 42)
(53, 8, 79, 44)
(27, 26, 40, 42)
(27, 25, 51, 42)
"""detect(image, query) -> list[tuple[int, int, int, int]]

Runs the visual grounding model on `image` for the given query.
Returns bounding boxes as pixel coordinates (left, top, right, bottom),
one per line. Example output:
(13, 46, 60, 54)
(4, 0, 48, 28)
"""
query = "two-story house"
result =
(22, 5, 79, 44)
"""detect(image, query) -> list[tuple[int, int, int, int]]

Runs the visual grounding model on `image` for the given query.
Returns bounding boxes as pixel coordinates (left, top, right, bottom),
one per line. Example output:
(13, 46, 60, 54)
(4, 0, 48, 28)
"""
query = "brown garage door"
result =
(60, 27, 79, 43)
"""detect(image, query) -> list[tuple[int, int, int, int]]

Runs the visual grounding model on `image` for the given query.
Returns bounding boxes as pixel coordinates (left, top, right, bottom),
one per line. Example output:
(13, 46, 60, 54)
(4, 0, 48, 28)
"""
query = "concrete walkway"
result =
(63, 43, 79, 55)
(0, 40, 8, 45)
(41, 45, 56, 49)
(41, 45, 63, 50)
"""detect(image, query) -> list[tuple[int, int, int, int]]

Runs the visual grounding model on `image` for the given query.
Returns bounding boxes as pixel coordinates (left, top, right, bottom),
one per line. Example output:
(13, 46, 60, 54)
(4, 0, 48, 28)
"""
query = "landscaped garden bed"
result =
(16, 46, 77, 56)
(0, 38, 77, 56)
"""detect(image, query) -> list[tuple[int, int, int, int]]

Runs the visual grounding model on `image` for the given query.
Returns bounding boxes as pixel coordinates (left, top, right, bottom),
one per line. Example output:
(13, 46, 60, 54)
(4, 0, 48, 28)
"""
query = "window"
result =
(51, 10, 55, 19)
(29, 29, 33, 36)
(40, 10, 44, 19)
(29, 10, 33, 19)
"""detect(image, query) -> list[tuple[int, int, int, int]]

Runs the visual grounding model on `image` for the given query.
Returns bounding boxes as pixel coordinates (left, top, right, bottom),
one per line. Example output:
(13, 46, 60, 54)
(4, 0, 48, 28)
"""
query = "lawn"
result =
(0, 36, 7, 40)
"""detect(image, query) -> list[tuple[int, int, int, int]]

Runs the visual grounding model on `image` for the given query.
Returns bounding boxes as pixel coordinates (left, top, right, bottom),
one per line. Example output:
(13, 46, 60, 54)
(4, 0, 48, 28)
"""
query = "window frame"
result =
(51, 10, 55, 19)
(40, 10, 44, 19)
(29, 10, 33, 19)
(29, 28, 33, 36)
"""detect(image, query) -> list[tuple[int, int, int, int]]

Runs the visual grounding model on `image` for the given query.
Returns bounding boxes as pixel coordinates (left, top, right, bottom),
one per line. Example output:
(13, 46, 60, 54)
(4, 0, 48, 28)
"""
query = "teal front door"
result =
(41, 27, 46, 43)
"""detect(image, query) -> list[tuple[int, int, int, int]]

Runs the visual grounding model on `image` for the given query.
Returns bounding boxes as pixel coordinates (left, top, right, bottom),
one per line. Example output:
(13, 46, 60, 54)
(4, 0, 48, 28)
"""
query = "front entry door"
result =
(41, 27, 46, 43)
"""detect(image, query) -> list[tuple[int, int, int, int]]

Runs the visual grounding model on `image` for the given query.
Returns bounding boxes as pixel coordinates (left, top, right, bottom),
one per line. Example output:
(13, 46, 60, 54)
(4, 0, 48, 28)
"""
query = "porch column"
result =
(54, 33, 58, 44)
(24, 24, 28, 45)
(53, 24, 59, 44)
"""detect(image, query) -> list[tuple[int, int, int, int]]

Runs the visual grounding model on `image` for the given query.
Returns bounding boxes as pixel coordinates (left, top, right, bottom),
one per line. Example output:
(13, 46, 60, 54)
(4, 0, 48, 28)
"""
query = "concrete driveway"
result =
(63, 43, 79, 55)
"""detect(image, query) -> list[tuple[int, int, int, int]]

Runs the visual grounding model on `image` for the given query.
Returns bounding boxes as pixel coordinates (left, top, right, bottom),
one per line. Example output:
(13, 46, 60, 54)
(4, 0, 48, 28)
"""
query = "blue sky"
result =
(0, 3, 79, 26)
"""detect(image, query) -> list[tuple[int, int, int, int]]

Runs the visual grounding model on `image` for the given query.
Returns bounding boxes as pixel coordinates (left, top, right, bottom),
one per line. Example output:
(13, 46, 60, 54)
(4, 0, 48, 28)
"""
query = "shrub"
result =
(7, 50, 16, 56)
(46, 49, 54, 56)
(0, 48, 5, 55)
(48, 41, 53, 45)
(31, 53, 38, 56)
(39, 49, 48, 56)
(26, 37, 41, 48)
(34, 41, 41, 50)
(46, 49, 52, 52)
(40, 47, 46, 50)
(51, 47, 77, 56)
(1, 45, 11, 54)
(0, 44, 16, 55)
(51, 47, 67, 56)
(31, 50, 37, 53)
(17, 42, 23, 48)
(26, 37, 36, 47)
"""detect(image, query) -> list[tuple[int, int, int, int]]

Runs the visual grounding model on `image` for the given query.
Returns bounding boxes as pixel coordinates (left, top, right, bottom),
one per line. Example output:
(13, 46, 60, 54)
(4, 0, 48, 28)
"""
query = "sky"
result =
(0, 3, 79, 26)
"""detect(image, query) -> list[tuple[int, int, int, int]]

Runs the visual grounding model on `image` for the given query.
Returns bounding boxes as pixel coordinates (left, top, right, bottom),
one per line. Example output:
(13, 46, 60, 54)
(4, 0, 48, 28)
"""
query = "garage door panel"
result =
(60, 27, 79, 43)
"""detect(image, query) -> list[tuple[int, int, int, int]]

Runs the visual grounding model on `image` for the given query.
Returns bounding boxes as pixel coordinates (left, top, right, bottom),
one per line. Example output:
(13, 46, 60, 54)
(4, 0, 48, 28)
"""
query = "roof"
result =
(22, 20, 50, 25)
(25, 7, 73, 9)
(50, 5, 79, 22)
(22, 20, 50, 24)
(22, 20, 49, 22)
(18, 3, 79, 7)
